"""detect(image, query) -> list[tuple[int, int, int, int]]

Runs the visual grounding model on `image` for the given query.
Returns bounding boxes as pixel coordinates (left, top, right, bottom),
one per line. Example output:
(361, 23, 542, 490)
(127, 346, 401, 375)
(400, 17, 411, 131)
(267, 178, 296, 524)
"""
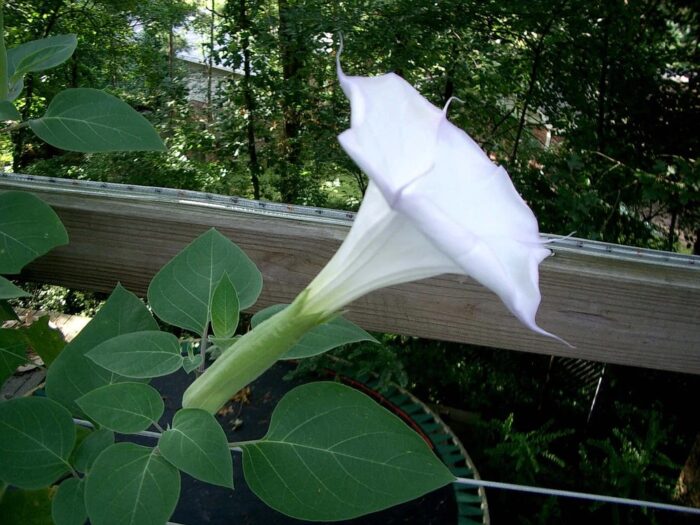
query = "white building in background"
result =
(177, 26, 240, 106)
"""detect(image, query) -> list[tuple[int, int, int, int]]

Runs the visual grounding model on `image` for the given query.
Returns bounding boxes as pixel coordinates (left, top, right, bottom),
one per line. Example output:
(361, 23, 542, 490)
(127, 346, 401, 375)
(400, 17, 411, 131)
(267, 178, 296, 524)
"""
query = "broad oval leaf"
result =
(0, 328, 27, 386)
(251, 304, 378, 359)
(85, 443, 180, 525)
(52, 478, 86, 525)
(0, 101, 21, 121)
(86, 331, 182, 378)
(72, 428, 114, 474)
(0, 487, 53, 525)
(160, 409, 233, 488)
(148, 229, 262, 335)
(7, 34, 77, 80)
(0, 191, 68, 274)
(21, 315, 65, 367)
(76, 382, 163, 434)
(29, 88, 165, 152)
(210, 273, 239, 339)
(46, 284, 158, 416)
(0, 276, 28, 299)
(241, 382, 454, 521)
(0, 397, 75, 489)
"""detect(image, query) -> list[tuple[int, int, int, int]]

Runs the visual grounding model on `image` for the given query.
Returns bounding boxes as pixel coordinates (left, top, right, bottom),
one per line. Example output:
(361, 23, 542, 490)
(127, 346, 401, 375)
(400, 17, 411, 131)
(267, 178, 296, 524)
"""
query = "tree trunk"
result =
(676, 433, 700, 508)
(239, 0, 261, 199)
(277, 0, 304, 203)
(596, 12, 610, 152)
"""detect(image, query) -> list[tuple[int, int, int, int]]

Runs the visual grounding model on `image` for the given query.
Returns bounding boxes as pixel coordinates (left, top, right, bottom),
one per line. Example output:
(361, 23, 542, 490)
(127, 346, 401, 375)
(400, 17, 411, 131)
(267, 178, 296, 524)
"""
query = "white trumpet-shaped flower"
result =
(183, 51, 564, 414)
(304, 56, 559, 341)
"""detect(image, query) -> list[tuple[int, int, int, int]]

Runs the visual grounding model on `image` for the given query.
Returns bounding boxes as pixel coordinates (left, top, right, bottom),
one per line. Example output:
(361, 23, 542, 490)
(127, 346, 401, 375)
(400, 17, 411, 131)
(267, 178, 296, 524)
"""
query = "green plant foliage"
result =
(241, 381, 454, 521)
(0, 487, 53, 525)
(21, 315, 65, 367)
(6, 34, 77, 82)
(86, 331, 182, 378)
(148, 228, 262, 335)
(210, 273, 239, 339)
(0, 328, 26, 385)
(0, 397, 75, 489)
(251, 304, 378, 359)
(85, 443, 180, 525)
(159, 409, 233, 489)
(0, 191, 68, 275)
(0, 276, 27, 299)
(51, 478, 86, 525)
(76, 383, 163, 434)
(0, 100, 20, 120)
(28, 88, 166, 153)
(484, 414, 574, 485)
(72, 428, 114, 474)
(46, 284, 158, 416)
(0, 300, 19, 321)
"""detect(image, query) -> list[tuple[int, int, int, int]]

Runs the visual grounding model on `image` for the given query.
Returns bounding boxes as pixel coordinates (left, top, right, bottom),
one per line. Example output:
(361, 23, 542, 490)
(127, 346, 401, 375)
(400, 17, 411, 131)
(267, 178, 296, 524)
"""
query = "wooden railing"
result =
(2, 173, 698, 375)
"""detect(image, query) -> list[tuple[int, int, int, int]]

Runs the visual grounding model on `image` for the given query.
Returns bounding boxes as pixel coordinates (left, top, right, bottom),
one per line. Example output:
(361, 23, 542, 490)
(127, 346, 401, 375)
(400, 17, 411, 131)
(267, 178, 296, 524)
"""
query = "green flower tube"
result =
(182, 291, 330, 414)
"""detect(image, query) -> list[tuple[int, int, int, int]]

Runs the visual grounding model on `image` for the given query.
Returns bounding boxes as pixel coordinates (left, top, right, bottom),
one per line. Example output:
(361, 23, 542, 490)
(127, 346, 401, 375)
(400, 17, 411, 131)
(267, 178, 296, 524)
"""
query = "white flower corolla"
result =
(183, 51, 566, 414)
(304, 56, 562, 342)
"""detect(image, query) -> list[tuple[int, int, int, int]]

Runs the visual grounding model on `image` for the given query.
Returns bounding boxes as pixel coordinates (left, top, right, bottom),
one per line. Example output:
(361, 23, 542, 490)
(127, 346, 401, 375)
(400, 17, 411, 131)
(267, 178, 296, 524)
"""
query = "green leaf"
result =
(182, 353, 203, 374)
(0, 329, 27, 385)
(241, 382, 454, 521)
(28, 88, 165, 153)
(210, 273, 239, 339)
(76, 382, 163, 434)
(0, 300, 19, 321)
(7, 35, 77, 81)
(0, 397, 75, 489)
(46, 284, 158, 416)
(52, 478, 86, 525)
(148, 229, 262, 335)
(0, 487, 53, 525)
(72, 428, 114, 473)
(0, 101, 20, 121)
(86, 331, 182, 378)
(21, 315, 65, 367)
(0, 276, 29, 299)
(0, 191, 68, 274)
(252, 305, 378, 359)
(160, 409, 233, 488)
(85, 443, 180, 525)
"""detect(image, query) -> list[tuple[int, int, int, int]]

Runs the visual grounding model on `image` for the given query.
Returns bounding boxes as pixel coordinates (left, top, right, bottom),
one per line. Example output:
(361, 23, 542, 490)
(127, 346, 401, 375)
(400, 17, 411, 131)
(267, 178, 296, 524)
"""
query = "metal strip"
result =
(2, 172, 697, 270)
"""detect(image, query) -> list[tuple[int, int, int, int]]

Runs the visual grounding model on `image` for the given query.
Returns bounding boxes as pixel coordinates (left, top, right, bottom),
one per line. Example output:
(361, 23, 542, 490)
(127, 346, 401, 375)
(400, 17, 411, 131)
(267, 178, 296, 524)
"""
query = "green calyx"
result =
(182, 289, 331, 414)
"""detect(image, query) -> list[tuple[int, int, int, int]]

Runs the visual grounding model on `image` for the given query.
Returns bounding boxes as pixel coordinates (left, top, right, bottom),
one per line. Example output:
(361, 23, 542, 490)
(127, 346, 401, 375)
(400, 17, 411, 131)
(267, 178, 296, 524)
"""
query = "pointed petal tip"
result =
(528, 322, 575, 348)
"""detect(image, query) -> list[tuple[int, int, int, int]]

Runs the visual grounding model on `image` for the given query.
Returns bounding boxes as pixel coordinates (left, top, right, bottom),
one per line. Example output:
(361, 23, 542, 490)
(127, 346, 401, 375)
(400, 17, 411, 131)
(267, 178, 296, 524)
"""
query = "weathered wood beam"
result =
(2, 174, 699, 374)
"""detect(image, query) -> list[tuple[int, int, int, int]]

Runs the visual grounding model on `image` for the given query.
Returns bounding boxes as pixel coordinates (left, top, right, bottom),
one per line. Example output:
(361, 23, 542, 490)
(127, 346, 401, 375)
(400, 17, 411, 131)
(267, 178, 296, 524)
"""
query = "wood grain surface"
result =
(2, 176, 698, 375)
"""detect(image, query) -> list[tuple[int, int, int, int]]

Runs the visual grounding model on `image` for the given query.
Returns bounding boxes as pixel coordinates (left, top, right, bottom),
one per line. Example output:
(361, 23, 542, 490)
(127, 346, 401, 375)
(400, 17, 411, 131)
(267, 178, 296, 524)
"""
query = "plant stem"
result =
(182, 290, 329, 414)
(0, 1, 8, 101)
(197, 323, 209, 375)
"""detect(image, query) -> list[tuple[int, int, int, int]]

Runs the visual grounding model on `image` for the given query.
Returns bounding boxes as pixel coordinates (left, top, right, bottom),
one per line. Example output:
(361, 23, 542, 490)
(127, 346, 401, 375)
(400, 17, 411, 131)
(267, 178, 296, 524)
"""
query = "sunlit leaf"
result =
(85, 443, 180, 525)
(0, 101, 20, 121)
(0, 191, 68, 274)
(210, 273, 239, 339)
(160, 409, 233, 488)
(86, 331, 182, 378)
(251, 304, 378, 359)
(29, 89, 165, 152)
(148, 229, 262, 334)
(241, 382, 454, 521)
(7, 35, 77, 81)
(0, 397, 75, 489)
(76, 383, 163, 434)
(46, 284, 158, 416)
